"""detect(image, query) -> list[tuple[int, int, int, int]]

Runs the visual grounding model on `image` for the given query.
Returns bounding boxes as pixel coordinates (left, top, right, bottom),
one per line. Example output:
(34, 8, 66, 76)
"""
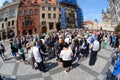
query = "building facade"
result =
(0, 0, 83, 37)
(39, 0, 59, 33)
(0, 0, 20, 40)
(17, 0, 41, 36)
(101, 9, 112, 28)
(84, 20, 93, 30)
(58, 0, 84, 29)
(108, 0, 120, 27)
(17, 0, 60, 36)
(101, 8, 114, 31)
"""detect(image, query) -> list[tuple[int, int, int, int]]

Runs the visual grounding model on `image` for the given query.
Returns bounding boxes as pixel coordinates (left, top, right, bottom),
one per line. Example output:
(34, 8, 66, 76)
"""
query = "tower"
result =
(102, 9, 106, 19)
(107, 8, 111, 19)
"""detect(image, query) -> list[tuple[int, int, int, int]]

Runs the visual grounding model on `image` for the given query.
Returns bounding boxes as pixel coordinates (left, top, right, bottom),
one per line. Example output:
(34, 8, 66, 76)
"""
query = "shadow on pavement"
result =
(45, 62, 58, 71)
(4, 57, 14, 61)
(72, 62, 80, 68)
(106, 69, 112, 80)
(4, 78, 16, 80)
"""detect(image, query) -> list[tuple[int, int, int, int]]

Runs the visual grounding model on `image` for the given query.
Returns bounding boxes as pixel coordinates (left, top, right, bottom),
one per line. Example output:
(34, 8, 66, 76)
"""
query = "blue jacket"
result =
(113, 60, 120, 77)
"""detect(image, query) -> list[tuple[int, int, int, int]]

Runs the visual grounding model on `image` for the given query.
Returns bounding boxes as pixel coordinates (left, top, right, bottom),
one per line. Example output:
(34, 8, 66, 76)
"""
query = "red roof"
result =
(84, 20, 93, 25)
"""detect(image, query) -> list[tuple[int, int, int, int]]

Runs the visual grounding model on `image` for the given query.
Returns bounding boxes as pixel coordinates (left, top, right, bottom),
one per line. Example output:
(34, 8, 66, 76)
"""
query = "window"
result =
(30, 20, 32, 25)
(34, 28, 37, 33)
(23, 19, 33, 27)
(53, 7, 56, 11)
(42, 13, 45, 18)
(59, 8, 61, 11)
(18, 10, 22, 16)
(22, 22, 24, 27)
(12, 20, 14, 26)
(49, 22, 54, 30)
(29, 9, 32, 15)
(48, 13, 51, 18)
(24, 10, 27, 16)
(9, 9, 15, 18)
(42, 21, 46, 25)
(34, 9, 38, 14)
(42, 7, 45, 11)
(53, 13, 56, 18)
(48, 7, 51, 11)
(2, 23, 4, 29)
(8, 21, 10, 26)
(0, 13, 4, 22)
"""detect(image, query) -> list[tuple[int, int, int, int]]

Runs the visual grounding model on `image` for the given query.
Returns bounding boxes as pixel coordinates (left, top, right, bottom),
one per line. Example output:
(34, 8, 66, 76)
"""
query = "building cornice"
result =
(0, 1, 20, 11)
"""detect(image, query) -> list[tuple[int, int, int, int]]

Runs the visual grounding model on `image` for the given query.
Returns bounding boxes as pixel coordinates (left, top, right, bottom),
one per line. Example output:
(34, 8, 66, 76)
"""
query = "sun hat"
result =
(26, 42, 31, 48)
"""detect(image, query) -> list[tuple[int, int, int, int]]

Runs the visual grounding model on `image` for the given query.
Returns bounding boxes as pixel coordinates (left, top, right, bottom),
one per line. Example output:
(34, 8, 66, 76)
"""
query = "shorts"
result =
(62, 60, 72, 68)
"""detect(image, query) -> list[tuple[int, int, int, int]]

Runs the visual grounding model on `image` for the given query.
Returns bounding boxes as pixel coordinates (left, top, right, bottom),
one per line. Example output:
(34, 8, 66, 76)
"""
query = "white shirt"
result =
(65, 37, 70, 44)
(60, 49, 73, 61)
(28, 48, 33, 58)
(31, 46, 42, 63)
(41, 39, 45, 45)
(104, 37, 107, 43)
(91, 40, 100, 51)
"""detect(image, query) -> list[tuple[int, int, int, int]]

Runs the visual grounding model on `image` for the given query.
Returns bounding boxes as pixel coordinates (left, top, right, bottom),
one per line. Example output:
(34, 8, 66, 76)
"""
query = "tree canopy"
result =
(115, 23, 120, 31)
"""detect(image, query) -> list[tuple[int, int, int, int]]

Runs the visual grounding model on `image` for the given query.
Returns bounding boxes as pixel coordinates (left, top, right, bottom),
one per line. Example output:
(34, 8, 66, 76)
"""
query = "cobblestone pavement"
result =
(0, 41, 114, 80)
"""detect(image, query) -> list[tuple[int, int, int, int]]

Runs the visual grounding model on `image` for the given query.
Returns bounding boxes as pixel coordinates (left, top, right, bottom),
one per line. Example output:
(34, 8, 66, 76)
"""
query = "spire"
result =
(3, 0, 9, 5)
(107, 8, 110, 13)
(94, 18, 98, 23)
(102, 9, 105, 14)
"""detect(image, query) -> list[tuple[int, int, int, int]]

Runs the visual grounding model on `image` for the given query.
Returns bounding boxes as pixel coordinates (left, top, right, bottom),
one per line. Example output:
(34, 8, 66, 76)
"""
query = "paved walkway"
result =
(0, 41, 114, 80)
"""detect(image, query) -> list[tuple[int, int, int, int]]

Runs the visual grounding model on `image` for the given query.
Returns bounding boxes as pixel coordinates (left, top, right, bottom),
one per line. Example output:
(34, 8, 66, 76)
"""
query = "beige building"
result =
(0, 0, 20, 40)
(84, 19, 100, 30)
(39, 1, 59, 33)
(101, 9, 112, 27)
(101, 9, 114, 31)
(108, 0, 120, 27)
(84, 20, 93, 30)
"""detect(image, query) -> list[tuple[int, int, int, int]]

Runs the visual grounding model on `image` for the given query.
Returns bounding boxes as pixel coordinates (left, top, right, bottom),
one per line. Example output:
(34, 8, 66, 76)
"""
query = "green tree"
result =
(115, 23, 120, 31)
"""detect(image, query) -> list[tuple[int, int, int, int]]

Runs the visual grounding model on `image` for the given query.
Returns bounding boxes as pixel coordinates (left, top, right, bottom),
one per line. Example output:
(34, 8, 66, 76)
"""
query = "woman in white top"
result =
(60, 42, 73, 72)
(26, 42, 35, 69)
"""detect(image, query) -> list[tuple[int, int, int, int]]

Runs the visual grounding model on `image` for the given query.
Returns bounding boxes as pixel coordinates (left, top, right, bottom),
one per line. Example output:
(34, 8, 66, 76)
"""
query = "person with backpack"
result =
(31, 42, 46, 72)
(89, 37, 100, 66)
(10, 42, 17, 60)
(38, 40, 46, 61)
(18, 43, 27, 64)
(81, 38, 89, 58)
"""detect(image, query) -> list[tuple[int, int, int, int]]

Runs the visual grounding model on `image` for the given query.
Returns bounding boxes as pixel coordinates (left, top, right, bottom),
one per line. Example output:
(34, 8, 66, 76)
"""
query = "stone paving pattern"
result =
(0, 41, 114, 80)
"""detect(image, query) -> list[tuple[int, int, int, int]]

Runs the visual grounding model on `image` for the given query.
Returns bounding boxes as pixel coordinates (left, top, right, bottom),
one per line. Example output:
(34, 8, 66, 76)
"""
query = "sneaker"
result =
(64, 70, 68, 74)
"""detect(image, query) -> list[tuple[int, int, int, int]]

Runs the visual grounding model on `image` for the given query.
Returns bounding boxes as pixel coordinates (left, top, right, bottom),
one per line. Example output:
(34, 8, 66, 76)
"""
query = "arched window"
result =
(22, 19, 33, 27)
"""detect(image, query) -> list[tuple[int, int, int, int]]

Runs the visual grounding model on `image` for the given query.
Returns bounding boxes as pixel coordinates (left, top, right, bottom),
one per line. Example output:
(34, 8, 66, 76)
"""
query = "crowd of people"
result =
(1, 30, 120, 79)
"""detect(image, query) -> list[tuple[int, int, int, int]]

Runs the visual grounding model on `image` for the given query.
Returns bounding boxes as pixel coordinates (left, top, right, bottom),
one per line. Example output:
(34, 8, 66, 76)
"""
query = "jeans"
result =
(37, 61, 45, 72)
(75, 50, 80, 60)
(89, 50, 98, 66)
(0, 53, 3, 59)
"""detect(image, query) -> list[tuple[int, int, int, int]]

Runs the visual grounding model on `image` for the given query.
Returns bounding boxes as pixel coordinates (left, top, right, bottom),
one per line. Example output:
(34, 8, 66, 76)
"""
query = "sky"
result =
(78, 0, 108, 22)
(0, 0, 108, 22)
